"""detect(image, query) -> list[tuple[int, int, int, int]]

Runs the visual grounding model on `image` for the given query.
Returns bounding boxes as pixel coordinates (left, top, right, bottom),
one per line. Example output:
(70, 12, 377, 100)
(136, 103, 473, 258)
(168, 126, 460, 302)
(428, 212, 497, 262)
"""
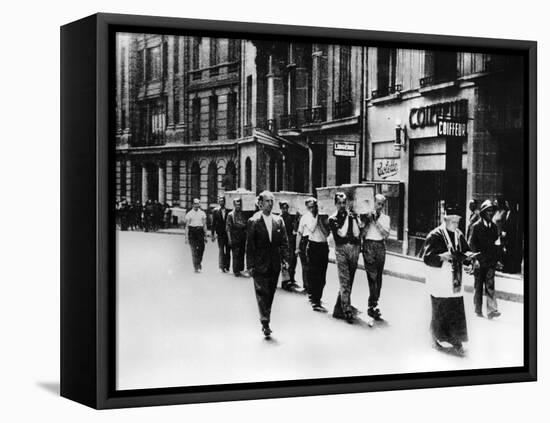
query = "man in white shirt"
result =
(185, 198, 208, 273)
(361, 194, 390, 320)
(295, 197, 330, 312)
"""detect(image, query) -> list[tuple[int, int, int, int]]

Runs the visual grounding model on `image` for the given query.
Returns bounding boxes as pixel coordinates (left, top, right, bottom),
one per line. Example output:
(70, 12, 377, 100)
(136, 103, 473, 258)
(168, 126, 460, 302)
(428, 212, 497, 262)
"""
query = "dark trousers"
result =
(188, 227, 205, 271)
(281, 236, 297, 284)
(474, 266, 498, 314)
(333, 243, 361, 317)
(217, 235, 231, 271)
(362, 240, 386, 309)
(253, 271, 280, 324)
(298, 237, 309, 292)
(231, 239, 246, 274)
(307, 241, 329, 306)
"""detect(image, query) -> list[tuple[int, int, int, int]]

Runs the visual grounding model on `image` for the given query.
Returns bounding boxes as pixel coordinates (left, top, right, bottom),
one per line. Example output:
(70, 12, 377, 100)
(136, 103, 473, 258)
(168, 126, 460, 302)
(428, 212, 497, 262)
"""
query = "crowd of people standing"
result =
(115, 198, 175, 232)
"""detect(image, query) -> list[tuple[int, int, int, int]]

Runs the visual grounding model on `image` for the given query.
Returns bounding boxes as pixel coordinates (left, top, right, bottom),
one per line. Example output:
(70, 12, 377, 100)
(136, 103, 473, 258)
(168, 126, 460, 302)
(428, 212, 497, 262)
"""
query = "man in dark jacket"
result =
(246, 191, 290, 338)
(226, 198, 248, 276)
(468, 199, 501, 319)
(279, 201, 300, 291)
(211, 196, 231, 272)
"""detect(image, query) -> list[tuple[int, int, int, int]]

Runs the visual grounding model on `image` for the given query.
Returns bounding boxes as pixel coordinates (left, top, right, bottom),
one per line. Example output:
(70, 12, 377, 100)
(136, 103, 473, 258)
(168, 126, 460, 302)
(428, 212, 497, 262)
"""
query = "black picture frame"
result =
(60, 12, 537, 409)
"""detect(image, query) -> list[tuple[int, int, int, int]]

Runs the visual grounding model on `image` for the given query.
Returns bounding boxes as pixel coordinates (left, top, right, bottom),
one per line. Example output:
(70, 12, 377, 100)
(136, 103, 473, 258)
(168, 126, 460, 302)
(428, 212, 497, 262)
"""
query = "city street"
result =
(116, 231, 524, 390)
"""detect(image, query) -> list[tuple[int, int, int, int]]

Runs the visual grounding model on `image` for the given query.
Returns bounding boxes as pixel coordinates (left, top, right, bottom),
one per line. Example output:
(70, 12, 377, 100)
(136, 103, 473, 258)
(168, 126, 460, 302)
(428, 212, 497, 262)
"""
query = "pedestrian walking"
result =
(226, 198, 248, 276)
(501, 200, 521, 274)
(211, 196, 231, 273)
(468, 199, 502, 319)
(296, 197, 330, 312)
(279, 201, 300, 291)
(423, 204, 476, 357)
(185, 198, 208, 273)
(294, 210, 310, 294)
(329, 192, 362, 323)
(246, 191, 290, 338)
(360, 194, 390, 321)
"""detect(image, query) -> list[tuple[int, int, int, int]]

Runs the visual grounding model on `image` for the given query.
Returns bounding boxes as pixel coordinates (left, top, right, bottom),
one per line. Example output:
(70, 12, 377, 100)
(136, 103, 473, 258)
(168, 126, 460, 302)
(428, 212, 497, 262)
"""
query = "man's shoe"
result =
(475, 312, 484, 318)
(262, 324, 272, 338)
(281, 283, 293, 292)
(345, 313, 355, 324)
(488, 311, 501, 320)
(234, 272, 241, 277)
(312, 304, 328, 313)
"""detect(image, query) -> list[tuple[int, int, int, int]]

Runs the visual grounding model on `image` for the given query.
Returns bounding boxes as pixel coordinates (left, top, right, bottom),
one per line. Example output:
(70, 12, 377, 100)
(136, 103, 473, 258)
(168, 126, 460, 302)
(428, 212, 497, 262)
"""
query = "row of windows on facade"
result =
(132, 92, 238, 145)
(131, 37, 240, 84)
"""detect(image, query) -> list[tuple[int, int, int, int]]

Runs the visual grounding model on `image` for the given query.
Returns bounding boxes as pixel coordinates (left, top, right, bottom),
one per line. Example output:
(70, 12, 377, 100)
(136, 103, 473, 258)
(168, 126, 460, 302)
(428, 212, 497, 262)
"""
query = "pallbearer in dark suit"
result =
(226, 198, 248, 276)
(246, 191, 290, 337)
(211, 196, 230, 273)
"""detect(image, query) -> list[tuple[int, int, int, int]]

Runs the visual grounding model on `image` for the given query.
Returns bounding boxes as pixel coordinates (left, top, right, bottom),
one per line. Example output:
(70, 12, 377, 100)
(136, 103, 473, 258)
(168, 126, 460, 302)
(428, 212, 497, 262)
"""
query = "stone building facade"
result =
(115, 34, 525, 259)
(365, 48, 524, 256)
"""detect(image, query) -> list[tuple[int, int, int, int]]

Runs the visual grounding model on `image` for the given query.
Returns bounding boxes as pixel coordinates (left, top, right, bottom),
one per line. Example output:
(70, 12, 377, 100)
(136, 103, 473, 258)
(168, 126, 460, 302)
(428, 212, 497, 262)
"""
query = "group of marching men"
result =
(183, 191, 504, 356)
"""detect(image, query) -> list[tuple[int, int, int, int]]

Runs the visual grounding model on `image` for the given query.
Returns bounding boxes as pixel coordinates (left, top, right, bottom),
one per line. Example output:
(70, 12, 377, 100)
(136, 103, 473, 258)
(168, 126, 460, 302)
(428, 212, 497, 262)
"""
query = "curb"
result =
(327, 257, 524, 304)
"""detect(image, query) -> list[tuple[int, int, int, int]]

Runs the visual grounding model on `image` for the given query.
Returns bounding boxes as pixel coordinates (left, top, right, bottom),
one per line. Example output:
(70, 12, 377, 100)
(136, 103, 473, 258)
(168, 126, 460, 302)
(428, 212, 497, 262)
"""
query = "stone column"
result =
(165, 160, 173, 204)
(267, 55, 274, 122)
(115, 160, 121, 201)
(125, 159, 132, 202)
(141, 164, 148, 203)
(159, 164, 166, 204)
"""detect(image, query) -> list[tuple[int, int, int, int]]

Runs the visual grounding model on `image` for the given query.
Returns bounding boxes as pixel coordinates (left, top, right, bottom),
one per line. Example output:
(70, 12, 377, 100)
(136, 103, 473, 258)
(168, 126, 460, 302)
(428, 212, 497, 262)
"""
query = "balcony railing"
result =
(243, 118, 276, 137)
(419, 73, 457, 88)
(371, 84, 403, 99)
(279, 113, 299, 130)
(333, 99, 354, 120)
(303, 106, 327, 124)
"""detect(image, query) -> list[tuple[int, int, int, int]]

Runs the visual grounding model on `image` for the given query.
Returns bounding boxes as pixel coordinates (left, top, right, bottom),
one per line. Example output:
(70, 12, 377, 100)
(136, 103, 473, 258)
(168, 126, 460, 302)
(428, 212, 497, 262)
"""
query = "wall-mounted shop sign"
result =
(409, 99, 468, 129)
(374, 158, 400, 180)
(333, 142, 357, 157)
(437, 116, 467, 137)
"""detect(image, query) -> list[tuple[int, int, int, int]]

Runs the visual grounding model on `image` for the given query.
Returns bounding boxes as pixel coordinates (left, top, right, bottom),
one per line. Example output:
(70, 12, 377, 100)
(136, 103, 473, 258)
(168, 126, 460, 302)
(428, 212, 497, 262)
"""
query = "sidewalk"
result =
(155, 228, 524, 303)
(328, 249, 524, 303)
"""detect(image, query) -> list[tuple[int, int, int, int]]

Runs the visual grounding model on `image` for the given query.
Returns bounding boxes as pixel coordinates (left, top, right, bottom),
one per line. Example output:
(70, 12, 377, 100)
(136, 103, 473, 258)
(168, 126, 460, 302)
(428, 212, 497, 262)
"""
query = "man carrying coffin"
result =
(246, 191, 290, 337)
(422, 204, 477, 356)
(329, 192, 362, 323)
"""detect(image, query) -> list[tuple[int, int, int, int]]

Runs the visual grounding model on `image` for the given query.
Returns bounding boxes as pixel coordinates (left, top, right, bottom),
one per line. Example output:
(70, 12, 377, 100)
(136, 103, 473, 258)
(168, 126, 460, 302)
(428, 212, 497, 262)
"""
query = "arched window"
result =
(190, 161, 201, 204)
(207, 161, 218, 206)
(245, 157, 252, 191)
(223, 161, 237, 191)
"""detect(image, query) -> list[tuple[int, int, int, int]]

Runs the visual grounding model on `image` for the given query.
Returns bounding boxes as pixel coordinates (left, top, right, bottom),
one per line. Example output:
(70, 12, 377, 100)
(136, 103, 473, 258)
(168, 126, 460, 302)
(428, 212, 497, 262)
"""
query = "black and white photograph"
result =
(113, 31, 527, 391)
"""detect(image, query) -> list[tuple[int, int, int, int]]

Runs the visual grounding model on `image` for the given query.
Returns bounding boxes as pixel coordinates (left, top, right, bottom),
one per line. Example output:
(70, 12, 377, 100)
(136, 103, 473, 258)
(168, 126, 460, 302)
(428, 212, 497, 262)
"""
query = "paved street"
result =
(116, 231, 524, 390)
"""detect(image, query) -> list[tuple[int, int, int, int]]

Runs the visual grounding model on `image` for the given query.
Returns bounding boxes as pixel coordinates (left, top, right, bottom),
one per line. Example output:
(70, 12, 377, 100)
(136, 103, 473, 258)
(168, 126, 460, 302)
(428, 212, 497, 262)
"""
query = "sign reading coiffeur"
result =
(374, 158, 400, 180)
